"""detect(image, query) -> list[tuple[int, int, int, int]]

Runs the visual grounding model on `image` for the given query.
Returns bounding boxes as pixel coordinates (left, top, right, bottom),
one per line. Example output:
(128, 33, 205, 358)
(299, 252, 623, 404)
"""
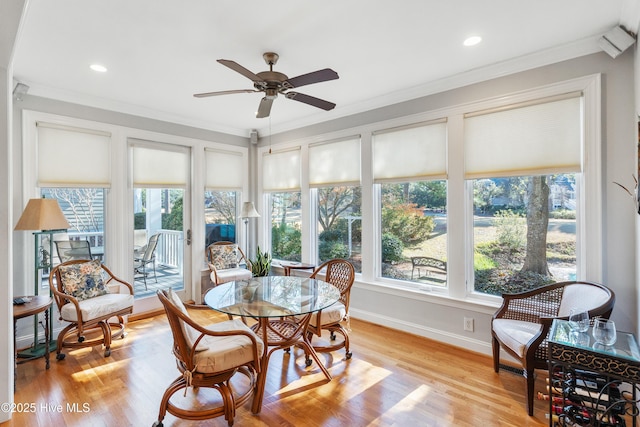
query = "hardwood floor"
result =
(9, 309, 549, 426)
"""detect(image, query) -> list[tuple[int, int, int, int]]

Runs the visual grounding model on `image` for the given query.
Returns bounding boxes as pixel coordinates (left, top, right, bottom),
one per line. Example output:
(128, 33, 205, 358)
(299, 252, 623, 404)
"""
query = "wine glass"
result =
(592, 318, 617, 346)
(568, 308, 590, 333)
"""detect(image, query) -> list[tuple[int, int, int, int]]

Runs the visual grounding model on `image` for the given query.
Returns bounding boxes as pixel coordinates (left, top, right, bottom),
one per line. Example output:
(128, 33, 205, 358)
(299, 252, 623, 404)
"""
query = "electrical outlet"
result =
(464, 317, 474, 332)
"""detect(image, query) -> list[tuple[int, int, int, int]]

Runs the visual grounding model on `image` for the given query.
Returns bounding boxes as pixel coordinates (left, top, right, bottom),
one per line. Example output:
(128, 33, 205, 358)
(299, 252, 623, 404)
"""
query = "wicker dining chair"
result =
(302, 259, 355, 363)
(153, 289, 263, 426)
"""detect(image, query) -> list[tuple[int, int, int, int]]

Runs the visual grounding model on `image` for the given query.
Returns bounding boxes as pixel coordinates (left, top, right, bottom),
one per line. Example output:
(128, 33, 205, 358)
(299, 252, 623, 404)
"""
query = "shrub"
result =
(494, 209, 525, 251)
(319, 240, 349, 260)
(381, 233, 404, 263)
(272, 223, 302, 261)
(382, 203, 434, 248)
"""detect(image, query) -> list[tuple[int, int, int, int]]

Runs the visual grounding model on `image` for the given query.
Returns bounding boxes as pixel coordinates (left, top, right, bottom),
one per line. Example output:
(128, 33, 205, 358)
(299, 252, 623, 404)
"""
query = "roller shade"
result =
(132, 144, 189, 187)
(205, 149, 243, 190)
(373, 121, 447, 183)
(464, 95, 582, 179)
(37, 122, 111, 187)
(262, 148, 301, 192)
(309, 137, 361, 187)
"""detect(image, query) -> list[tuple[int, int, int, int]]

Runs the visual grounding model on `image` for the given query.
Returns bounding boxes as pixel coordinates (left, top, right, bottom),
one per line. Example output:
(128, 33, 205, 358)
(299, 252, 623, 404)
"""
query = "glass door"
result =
(130, 141, 191, 307)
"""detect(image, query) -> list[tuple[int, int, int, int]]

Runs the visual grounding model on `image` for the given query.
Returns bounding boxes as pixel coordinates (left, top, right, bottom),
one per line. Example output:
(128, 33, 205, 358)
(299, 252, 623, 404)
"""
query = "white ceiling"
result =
(12, 0, 639, 138)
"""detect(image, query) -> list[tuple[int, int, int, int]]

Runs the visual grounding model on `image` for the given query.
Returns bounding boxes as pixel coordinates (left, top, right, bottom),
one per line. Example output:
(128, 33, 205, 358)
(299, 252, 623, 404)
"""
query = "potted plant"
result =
(250, 246, 272, 277)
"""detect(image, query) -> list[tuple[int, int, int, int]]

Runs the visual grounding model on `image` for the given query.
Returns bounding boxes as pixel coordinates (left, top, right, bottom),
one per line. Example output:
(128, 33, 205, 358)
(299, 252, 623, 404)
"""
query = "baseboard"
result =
(350, 307, 492, 356)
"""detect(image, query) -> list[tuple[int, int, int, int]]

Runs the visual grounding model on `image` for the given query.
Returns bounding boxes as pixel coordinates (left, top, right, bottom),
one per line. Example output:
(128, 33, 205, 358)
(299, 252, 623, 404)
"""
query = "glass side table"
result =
(548, 319, 640, 426)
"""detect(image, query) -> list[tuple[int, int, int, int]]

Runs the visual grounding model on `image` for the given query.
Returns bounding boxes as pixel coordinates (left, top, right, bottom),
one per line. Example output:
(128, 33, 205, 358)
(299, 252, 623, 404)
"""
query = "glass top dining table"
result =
(204, 275, 341, 319)
(204, 275, 341, 413)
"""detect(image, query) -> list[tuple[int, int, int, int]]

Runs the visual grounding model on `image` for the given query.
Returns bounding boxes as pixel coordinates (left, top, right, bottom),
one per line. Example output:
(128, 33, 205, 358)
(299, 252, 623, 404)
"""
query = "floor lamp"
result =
(14, 198, 70, 356)
(240, 202, 260, 259)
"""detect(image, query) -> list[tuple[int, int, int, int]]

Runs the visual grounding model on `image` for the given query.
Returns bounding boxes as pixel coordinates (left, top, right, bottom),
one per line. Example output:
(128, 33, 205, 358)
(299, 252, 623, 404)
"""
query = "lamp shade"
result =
(14, 198, 70, 231)
(240, 202, 260, 219)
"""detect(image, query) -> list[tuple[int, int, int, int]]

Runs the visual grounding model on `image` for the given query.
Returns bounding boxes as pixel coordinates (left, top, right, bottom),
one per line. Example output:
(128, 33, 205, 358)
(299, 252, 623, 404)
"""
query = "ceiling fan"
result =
(194, 52, 339, 118)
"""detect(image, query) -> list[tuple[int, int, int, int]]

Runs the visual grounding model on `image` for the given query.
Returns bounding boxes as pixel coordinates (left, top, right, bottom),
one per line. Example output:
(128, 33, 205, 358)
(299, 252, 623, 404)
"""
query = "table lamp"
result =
(15, 197, 70, 356)
(240, 202, 260, 258)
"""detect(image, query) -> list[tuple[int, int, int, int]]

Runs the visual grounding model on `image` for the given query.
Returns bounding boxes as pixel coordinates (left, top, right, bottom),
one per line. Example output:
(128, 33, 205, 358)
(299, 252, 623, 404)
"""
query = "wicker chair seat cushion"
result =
(210, 268, 252, 284)
(60, 293, 134, 322)
(309, 302, 346, 327)
(492, 318, 542, 358)
(558, 284, 612, 317)
(195, 319, 264, 373)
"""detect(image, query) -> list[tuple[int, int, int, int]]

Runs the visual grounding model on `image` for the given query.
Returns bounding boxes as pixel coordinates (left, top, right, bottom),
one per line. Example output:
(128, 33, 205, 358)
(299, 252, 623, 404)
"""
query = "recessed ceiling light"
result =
(90, 64, 108, 73)
(463, 36, 482, 47)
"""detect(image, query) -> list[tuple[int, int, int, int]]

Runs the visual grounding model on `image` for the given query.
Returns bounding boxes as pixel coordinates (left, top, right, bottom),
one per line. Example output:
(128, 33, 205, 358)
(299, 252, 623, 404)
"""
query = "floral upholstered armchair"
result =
(206, 241, 253, 287)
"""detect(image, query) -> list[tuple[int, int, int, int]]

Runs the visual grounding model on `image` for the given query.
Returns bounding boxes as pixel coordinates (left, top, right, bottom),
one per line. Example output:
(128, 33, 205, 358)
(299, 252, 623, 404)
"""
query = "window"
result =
(317, 186, 362, 272)
(270, 192, 302, 261)
(205, 191, 237, 246)
(472, 174, 577, 295)
(42, 187, 106, 265)
(263, 148, 302, 261)
(464, 94, 582, 296)
(131, 142, 190, 295)
(205, 149, 244, 247)
(36, 122, 112, 268)
(373, 121, 447, 285)
(309, 137, 361, 271)
(380, 181, 447, 285)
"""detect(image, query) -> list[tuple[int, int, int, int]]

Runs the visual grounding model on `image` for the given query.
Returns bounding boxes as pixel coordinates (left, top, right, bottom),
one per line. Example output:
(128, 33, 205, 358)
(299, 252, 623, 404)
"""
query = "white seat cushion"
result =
(492, 318, 542, 358)
(195, 319, 264, 373)
(309, 302, 346, 327)
(211, 268, 252, 284)
(60, 293, 134, 322)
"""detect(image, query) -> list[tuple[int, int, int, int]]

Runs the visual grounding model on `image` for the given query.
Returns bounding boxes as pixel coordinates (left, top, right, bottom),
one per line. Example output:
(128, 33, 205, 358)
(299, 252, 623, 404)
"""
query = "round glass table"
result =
(204, 276, 340, 413)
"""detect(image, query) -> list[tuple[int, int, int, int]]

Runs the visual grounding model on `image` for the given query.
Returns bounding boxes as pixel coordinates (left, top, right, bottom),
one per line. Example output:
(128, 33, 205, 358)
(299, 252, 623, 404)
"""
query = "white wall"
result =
(1, 0, 28, 422)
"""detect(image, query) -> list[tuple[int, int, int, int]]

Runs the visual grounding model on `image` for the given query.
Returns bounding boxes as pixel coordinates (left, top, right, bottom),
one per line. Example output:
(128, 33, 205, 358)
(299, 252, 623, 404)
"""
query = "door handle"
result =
(186, 229, 192, 246)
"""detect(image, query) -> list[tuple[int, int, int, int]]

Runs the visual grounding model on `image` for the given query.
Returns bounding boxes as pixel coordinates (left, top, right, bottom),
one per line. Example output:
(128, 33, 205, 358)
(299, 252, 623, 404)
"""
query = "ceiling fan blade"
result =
(283, 68, 339, 89)
(217, 59, 265, 84)
(193, 89, 258, 98)
(285, 92, 336, 111)
(256, 97, 274, 118)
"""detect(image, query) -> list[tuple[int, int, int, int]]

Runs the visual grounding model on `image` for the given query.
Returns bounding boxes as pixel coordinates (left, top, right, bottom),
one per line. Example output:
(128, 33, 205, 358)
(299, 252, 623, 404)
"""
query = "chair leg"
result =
(492, 337, 500, 373)
(525, 367, 535, 416)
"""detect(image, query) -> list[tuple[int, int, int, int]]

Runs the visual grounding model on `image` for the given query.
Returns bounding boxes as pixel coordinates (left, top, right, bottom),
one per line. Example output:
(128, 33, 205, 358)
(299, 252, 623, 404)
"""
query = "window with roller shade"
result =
(373, 121, 448, 285)
(464, 94, 582, 296)
(309, 137, 362, 272)
(263, 148, 302, 261)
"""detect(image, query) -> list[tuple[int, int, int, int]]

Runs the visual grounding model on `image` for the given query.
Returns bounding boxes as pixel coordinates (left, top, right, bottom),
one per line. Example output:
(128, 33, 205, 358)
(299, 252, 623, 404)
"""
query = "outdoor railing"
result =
(69, 229, 183, 270)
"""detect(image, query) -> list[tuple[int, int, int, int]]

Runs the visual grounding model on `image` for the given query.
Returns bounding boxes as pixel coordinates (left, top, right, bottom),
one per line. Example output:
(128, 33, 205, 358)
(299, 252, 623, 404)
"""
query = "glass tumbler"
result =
(568, 308, 590, 333)
(592, 318, 617, 346)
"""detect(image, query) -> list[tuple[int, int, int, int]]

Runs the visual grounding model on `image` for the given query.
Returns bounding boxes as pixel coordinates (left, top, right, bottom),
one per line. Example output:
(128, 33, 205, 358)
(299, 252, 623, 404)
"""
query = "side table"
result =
(548, 319, 640, 426)
(13, 296, 52, 385)
(279, 261, 315, 276)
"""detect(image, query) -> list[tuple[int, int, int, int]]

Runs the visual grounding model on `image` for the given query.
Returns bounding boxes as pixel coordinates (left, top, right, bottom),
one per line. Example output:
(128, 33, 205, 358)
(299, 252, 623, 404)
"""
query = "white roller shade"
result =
(464, 95, 582, 179)
(373, 121, 447, 182)
(205, 149, 243, 190)
(309, 137, 361, 187)
(262, 148, 301, 192)
(132, 144, 189, 187)
(37, 122, 111, 187)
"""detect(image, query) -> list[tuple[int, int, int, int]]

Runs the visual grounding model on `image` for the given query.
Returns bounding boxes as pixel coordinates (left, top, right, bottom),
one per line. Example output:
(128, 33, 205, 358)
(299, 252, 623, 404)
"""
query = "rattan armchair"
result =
(153, 289, 263, 426)
(49, 259, 134, 360)
(491, 280, 615, 416)
(303, 259, 355, 363)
